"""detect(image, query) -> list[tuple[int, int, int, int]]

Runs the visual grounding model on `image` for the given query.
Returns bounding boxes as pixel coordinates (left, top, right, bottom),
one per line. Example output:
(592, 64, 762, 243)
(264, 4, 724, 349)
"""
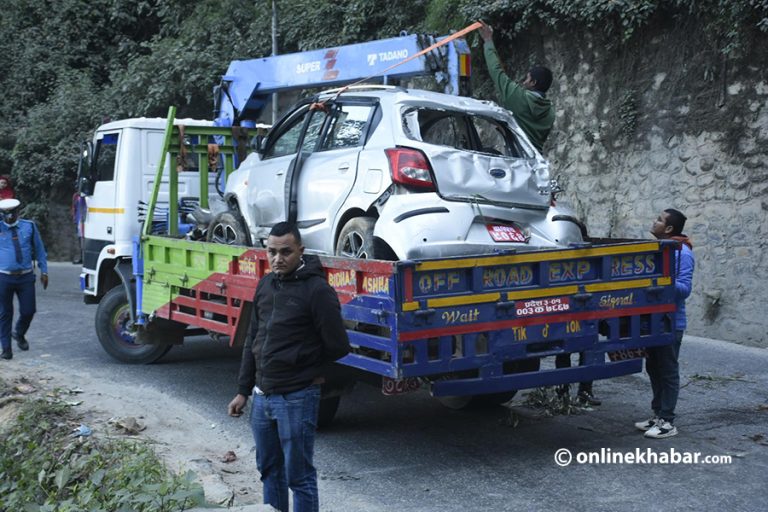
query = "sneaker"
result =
(644, 419, 678, 439)
(634, 416, 659, 432)
(13, 333, 29, 351)
(1, 349, 11, 360)
(577, 390, 602, 406)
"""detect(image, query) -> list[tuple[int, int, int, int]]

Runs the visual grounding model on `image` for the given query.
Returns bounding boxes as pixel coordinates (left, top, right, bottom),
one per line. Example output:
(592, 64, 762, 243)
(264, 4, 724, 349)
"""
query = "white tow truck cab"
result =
(77, 117, 217, 302)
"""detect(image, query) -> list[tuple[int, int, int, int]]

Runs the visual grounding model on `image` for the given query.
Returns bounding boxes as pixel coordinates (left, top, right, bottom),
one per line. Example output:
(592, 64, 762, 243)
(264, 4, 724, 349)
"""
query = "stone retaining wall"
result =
(531, 25, 768, 346)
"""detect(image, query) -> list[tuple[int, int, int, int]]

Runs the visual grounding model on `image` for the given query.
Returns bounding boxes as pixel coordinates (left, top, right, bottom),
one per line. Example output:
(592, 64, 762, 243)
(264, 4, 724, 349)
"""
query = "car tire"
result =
(207, 211, 251, 246)
(335, 217, 388, 259)
(95, 287, 173, 364)
(435, 358, 541, 410)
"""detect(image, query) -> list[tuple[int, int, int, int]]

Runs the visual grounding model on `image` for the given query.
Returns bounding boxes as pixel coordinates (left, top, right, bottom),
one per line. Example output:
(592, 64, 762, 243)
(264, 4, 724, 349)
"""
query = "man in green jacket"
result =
(479, 22, 555, 153)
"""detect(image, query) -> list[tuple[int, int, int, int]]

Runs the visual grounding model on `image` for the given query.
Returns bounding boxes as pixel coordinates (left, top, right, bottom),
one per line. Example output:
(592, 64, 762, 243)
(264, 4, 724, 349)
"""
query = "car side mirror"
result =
(252, 134, 266, 153)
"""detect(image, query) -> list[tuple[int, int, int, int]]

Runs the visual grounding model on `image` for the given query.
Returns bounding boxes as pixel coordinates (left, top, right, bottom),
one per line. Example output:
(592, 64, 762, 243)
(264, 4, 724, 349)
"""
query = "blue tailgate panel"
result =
(332, 240, 679, 397)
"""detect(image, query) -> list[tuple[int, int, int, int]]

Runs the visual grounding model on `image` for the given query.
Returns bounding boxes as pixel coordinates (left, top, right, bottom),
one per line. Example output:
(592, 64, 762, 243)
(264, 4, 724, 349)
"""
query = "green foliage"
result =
(279, 0, 428, 51)
(0, 397, 205, 511)
(105, 0, 268, 120)
(686, 0, 768, 57)
(11, 71, 102, 219)
(617, 90, 639, 139)
(460, 0, 657, 42)
(424, 0, 471, 33)
(0, 0, 199, 211)
(461, 0, 767, 51)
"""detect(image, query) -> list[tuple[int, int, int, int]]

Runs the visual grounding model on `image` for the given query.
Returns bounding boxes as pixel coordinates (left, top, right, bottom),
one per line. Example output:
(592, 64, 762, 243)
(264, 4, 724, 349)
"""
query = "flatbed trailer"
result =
(94, 113, 679, 420)
(135, 232, 678, 398)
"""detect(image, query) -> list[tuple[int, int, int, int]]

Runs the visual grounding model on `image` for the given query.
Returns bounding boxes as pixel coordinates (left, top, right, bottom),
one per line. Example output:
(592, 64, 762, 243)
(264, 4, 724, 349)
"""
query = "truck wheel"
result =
(317, 396, 341, 429)
(336, 216, 395, 259)
(436, 390, 515, 410)
(472, 359, 542, 406)
(95, 287, 172, 364)
(435, 395, 474, 410)
(207, 211, 251, 246)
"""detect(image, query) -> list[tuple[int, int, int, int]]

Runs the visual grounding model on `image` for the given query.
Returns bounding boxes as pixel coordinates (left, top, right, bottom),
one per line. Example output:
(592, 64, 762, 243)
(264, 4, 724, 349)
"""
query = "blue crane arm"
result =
(213, 33, 471, 127)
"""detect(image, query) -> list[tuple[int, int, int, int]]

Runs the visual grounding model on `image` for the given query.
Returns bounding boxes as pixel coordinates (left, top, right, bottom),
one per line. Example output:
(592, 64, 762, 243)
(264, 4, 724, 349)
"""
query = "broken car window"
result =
(403, 107, 531, 159)
(301, 111, 326, 153)
(266, 109, 325, 158)
(420, 112, 471, 149)
(266, 111, 308, 158)
(321, 104, 372, 150)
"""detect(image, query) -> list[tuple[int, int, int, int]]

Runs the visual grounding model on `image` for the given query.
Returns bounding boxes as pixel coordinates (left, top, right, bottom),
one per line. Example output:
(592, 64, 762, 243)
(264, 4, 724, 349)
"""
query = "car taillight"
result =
(385, 147, 435, 191)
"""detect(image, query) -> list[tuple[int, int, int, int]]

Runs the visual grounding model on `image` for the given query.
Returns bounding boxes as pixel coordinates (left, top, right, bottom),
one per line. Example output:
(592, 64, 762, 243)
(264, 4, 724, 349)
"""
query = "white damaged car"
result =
(213, 85, 585, 259)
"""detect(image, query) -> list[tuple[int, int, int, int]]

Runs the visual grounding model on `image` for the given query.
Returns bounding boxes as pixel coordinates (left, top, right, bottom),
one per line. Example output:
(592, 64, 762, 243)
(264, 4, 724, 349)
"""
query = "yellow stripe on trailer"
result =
(401, 276, 670, 311)
(414, 242, 662, 271)
(585, 276, 671, 292)
(427, 292, 501, 308)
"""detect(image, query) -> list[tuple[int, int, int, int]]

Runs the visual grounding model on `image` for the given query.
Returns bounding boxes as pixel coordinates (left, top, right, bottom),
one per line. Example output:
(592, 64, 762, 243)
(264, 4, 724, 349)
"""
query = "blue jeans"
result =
(646, 330, 683, 423)
(0, 273, 36, 351)
(250, 384, 321, 512)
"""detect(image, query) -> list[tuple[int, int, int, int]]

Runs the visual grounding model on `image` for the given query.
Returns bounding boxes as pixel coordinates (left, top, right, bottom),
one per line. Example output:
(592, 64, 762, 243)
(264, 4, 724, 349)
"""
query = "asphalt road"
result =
(15, 262, 768, 511)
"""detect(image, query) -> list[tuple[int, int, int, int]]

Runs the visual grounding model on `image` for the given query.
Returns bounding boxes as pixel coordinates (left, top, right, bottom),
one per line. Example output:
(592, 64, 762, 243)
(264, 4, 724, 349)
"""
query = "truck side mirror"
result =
(78, 176, 94, 196)
(76, 141, 95, 196)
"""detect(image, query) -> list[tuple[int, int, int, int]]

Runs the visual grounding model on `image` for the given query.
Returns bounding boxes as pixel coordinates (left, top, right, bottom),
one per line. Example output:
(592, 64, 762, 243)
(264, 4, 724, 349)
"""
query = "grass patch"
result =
(0, 377, 205, 511)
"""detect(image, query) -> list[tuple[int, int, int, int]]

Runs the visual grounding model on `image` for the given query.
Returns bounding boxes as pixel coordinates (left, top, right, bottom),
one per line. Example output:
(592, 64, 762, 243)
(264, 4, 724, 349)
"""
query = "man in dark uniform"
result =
(0, 198, 48, 360)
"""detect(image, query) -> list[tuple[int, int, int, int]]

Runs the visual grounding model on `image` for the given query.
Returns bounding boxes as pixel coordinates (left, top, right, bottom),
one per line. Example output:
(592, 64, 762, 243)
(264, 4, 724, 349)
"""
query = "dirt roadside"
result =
(0, 357, 270, 509)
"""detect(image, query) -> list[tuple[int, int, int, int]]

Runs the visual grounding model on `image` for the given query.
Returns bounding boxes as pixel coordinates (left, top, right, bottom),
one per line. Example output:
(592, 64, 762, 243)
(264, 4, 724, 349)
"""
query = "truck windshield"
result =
(93, 133, 119, 182)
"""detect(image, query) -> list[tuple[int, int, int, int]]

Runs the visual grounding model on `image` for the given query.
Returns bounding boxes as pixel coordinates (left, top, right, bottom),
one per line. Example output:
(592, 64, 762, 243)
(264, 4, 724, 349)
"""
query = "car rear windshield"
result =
(402, 107, 532, 159)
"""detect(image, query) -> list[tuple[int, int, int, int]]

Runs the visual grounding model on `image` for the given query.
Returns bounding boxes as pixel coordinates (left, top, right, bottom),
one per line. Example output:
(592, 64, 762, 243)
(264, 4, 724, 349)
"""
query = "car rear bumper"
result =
(375, 194, 583, 260)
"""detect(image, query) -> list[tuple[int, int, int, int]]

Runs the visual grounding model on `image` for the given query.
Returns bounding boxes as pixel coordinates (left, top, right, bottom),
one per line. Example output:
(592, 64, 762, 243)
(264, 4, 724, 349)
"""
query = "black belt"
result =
(0, 269, 33, 276)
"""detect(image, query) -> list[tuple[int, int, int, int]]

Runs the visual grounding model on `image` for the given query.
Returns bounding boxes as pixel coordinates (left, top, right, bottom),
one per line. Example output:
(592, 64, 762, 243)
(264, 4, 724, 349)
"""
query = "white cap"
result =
(0, 198, 20, 211)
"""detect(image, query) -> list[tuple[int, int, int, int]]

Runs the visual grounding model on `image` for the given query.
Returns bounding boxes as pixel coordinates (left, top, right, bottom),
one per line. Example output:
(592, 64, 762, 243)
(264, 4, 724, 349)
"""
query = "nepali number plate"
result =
(486, 224, 528, 243)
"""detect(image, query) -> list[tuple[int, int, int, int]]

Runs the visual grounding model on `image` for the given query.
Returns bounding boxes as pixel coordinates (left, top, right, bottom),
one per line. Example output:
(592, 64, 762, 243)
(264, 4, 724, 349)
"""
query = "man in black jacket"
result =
(228, 222, 350, 512)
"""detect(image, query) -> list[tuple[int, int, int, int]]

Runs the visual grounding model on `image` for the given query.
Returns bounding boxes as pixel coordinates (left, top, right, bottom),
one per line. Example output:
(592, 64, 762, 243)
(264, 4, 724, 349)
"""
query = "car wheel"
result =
(335, 217, 382, 259)
(435, 358, 541, 410)
(207, 211, 251, 246)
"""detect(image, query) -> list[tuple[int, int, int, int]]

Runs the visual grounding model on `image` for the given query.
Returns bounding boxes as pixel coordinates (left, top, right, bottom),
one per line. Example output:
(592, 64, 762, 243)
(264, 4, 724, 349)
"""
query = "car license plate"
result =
(486, 224, 528, 243)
